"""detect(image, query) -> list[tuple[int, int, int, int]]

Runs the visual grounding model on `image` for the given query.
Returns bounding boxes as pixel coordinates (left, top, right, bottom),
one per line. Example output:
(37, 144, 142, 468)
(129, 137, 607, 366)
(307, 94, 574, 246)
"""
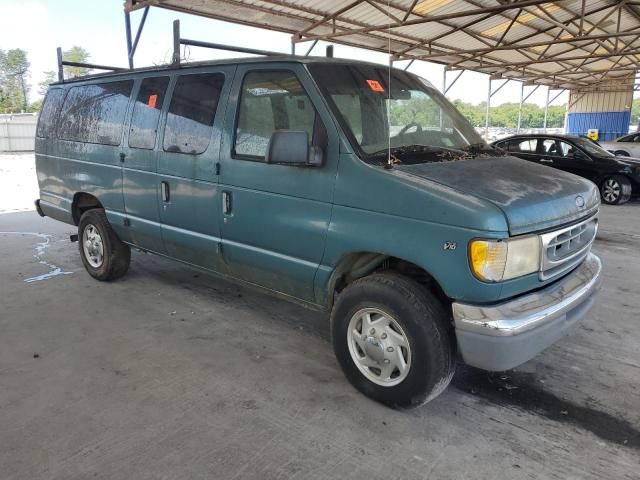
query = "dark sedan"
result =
(492, 134, 640, 205)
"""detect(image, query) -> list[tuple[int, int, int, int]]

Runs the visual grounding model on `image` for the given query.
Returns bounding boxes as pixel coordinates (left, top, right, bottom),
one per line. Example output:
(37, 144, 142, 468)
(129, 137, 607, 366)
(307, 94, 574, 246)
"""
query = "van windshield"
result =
(308, 63, 485, 164)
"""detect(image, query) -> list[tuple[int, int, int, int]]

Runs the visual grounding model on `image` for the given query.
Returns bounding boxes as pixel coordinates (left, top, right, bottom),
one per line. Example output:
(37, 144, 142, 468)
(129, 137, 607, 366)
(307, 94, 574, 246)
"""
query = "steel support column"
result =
(442, 69, 464, 95)
(125, 12, 133, 69)
(517, 82, 525, 133)
(517, 84, 541, 133)
(485, 78, 509, 140)
(543, 89, 566, 132)
(125, 6, 150, 69)
(543, 88, 550, 132)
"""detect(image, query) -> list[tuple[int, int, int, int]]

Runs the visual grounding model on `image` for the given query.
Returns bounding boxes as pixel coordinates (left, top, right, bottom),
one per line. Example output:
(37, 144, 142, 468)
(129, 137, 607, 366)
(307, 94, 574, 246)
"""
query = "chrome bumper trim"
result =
(453, 253, 602, 337)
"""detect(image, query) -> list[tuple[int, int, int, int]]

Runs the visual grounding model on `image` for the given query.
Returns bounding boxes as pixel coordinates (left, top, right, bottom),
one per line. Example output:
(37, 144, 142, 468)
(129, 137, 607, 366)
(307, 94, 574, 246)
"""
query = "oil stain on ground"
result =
(452, 365, 640, 449)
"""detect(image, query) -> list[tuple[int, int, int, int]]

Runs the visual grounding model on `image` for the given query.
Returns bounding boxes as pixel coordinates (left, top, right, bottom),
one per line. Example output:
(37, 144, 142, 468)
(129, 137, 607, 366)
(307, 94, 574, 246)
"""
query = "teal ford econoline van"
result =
(35, 57, 602, 407)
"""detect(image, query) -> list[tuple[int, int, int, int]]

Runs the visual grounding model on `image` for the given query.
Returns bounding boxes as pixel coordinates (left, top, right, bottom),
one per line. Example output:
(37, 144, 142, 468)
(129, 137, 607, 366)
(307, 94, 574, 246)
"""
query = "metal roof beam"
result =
(295, 0, 565, 43)
(408, 30, 640, 59)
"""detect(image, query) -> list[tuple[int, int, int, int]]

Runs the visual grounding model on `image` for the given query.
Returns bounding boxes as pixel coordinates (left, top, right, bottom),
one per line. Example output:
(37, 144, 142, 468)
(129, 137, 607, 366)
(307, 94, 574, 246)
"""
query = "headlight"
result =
(469, 236, 540, 282)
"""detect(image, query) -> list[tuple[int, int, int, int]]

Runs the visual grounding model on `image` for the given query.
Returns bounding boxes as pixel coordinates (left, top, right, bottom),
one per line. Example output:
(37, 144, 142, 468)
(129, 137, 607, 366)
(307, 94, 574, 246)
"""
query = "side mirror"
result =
(266, 130, 324, 167)
(573, 149, 585, 160)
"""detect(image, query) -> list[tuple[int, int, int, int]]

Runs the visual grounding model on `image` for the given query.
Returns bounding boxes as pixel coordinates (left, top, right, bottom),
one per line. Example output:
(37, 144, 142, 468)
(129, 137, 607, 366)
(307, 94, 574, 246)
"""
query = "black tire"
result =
(614, 150, 630, 157)
(600, 175, 632, 205)
(331, 272, 455, 408)
(78, 209, 130, 281)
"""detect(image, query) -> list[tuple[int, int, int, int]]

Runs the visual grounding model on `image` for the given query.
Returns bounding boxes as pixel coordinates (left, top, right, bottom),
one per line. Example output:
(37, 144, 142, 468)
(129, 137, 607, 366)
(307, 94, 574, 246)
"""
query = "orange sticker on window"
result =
(147, 94, 158, 108)
(366, 79, 385, 92)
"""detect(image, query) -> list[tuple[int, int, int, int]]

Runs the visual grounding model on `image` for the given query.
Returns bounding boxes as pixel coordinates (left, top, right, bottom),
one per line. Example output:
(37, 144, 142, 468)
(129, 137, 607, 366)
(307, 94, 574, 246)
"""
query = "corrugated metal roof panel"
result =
(127, 0, 640, 90)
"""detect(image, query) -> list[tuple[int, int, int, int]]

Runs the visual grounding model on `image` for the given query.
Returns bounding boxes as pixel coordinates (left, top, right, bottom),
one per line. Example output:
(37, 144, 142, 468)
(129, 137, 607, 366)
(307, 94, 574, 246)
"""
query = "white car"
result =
(600, 133, 640, 157)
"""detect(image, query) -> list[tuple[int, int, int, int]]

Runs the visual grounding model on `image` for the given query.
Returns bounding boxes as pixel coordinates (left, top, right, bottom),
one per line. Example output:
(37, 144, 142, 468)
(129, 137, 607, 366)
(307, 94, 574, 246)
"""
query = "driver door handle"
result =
(540, 158, 554, 163)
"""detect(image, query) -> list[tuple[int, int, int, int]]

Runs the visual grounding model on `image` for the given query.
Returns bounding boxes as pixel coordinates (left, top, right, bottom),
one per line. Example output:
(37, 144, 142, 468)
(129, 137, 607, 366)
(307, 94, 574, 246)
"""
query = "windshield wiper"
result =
(462, 142, 504, 156)
(369, 144, 466, 157)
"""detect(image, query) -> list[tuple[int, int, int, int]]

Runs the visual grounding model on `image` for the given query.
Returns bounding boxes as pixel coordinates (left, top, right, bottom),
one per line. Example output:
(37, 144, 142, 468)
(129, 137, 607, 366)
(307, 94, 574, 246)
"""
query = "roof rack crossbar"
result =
(56, 47, 127, 82)
(179, 39, 284, 59)
(172, 19, 286, 65)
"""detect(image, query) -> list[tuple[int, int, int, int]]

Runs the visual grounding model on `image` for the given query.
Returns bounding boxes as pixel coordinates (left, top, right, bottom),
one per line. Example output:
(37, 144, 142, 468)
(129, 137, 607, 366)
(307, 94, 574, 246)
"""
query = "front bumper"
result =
(452, 253, 602, 371)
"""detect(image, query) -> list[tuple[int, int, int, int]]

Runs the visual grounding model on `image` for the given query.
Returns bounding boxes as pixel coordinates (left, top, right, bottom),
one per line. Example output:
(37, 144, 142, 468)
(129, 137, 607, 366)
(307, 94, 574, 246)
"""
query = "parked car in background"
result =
(35, 57, 602, 407)
(493, 134, 640, 205)
(600, 133, 640, 157)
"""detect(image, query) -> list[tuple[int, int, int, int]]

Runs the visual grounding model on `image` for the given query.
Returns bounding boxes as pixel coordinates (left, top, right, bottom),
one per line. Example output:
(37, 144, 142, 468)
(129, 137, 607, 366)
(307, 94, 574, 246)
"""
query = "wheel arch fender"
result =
(72, 192, 104, 225)
(322, 251, 447, 310)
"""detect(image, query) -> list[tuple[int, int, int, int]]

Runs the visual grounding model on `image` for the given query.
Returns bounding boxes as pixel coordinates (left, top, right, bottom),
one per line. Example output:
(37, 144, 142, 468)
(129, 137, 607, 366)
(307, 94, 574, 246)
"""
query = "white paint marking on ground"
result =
(0, 231, 73, 283)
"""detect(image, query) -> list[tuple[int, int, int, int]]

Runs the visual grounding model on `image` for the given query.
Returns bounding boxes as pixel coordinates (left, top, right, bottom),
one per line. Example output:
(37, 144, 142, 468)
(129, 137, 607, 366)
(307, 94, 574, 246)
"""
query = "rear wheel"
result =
(78, 209, 130, 280)
(331, 272, 455, 408)
(600, 175, 632, 205)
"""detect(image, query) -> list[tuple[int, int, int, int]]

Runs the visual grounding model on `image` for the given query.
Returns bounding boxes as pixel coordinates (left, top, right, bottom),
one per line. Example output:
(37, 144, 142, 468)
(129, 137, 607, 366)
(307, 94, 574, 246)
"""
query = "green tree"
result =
(63, 46, 91, 78)
(38, 71, 58, 96)
(449, 99, 567, 129)
(0, 48, 31, 112)
(27, 99, 43, 112)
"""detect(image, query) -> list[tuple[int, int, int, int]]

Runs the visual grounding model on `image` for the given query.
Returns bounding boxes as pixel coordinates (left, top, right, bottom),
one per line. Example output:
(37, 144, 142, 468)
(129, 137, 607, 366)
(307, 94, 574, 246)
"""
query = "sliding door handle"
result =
(222, 191, 232, 215)
(161, 181, 170, 202)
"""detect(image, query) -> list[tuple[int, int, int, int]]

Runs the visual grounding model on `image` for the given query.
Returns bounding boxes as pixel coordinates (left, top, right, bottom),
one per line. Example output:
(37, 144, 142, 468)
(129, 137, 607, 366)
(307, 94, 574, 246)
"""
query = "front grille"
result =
(539, 215, 598, 280)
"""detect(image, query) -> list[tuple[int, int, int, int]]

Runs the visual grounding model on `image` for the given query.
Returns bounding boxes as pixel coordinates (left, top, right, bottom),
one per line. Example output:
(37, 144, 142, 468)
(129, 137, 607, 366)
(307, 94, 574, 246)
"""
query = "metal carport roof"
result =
(125, 0, 640, 90)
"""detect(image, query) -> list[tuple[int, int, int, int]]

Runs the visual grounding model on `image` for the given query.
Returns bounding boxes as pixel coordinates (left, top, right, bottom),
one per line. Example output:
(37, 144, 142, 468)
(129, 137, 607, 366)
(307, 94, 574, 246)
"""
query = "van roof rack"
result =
(56, 47, 127, 83)
(55, 19, 335, 82)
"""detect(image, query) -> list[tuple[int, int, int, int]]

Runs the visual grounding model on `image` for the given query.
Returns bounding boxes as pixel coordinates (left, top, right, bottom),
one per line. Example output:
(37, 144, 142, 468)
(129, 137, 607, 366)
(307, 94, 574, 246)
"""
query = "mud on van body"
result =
(35, 57, 602, 407)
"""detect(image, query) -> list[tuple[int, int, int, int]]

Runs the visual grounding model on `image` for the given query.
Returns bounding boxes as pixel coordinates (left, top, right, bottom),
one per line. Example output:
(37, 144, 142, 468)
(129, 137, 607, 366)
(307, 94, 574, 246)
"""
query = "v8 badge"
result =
(443, 241, 457, 251)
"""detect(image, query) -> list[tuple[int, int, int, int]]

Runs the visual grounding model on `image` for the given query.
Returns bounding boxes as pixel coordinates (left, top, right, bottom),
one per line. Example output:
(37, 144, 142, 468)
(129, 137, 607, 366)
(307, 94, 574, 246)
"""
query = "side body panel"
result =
(156, 66, 236, 272)
(118, 76, 170, 253)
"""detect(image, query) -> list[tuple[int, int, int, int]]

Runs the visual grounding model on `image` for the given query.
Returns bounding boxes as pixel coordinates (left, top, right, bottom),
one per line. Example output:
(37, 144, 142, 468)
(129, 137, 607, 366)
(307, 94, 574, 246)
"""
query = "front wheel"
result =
(600, 175, 632, 205)
(79, 209, 131, 281)
(331, 272, 455, 408)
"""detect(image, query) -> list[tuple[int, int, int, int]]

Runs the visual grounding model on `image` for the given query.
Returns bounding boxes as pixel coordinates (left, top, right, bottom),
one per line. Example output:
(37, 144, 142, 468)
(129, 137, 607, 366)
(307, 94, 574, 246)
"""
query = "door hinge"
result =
(215, 162, 221, 175)
(120, 152, 126, 163)
(124, 218, 131, 227)
(217, 241, 223, 254)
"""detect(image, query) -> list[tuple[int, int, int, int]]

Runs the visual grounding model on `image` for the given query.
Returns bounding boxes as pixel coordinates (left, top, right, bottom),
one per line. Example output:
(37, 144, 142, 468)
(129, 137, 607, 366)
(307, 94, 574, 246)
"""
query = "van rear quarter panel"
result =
(36, 139, 124, 224)
(36, 80, 128, 225)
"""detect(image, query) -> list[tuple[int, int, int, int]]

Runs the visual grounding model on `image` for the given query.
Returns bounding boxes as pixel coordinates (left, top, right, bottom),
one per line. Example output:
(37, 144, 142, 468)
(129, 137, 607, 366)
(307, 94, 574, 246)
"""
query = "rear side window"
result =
(163, 73, 224, 155)
(37, 89, 67, 138)
(129, 76, 170, 150)
(57, 80, 133, 145)
(513, 138, 537, 152)
(235, 71, 317, 160)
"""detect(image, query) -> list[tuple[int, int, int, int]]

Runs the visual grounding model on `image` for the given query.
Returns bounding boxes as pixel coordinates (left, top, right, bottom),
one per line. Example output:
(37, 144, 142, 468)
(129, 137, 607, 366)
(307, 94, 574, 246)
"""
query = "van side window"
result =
(57, 80, 133, 146)
(234, 71, 317, 160)
(163, 73, 224, 155)
(129, 76, 170, 150)
(37, 89, 66, 138)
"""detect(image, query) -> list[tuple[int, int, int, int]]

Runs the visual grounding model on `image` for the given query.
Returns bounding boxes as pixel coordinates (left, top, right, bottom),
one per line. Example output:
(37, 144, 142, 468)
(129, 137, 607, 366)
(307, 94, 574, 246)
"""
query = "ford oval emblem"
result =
(575, 195, 585, 208)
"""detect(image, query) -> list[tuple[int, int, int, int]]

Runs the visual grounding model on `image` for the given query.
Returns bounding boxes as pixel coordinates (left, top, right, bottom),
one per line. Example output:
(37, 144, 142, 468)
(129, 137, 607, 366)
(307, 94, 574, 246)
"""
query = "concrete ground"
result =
(1, 153, 638, 479)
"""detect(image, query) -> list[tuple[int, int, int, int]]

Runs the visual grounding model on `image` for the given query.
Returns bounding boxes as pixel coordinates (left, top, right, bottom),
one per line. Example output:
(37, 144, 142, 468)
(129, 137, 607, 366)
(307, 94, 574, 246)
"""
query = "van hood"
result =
(395, 156, 599, 235)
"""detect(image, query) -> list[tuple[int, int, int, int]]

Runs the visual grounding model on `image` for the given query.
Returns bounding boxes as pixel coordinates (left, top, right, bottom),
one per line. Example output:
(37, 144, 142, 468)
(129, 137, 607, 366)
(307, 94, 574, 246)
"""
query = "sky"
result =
(0, 0, 568, 107)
